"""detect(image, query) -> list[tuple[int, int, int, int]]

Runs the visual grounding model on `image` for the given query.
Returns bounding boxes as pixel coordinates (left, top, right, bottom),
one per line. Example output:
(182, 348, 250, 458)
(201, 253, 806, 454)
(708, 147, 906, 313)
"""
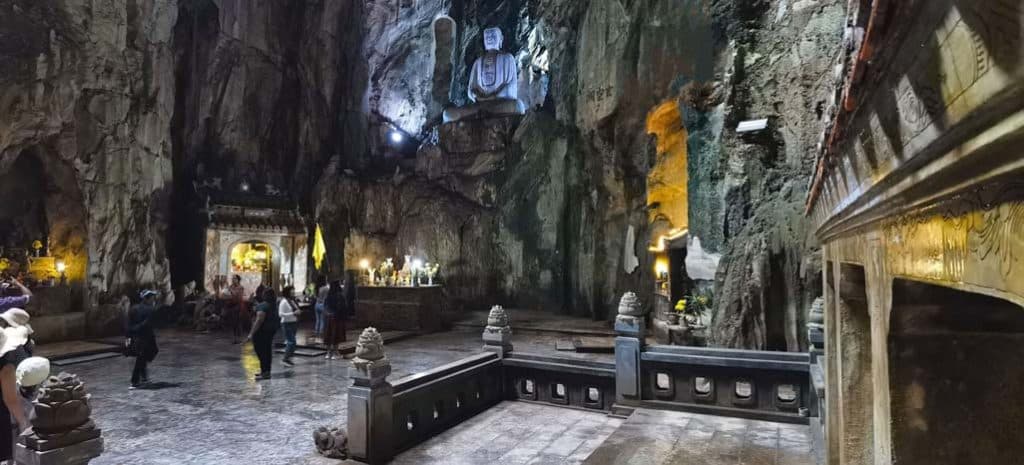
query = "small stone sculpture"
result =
(313, 426, 348, 459)
(807, 297, 825, 350)
(17, 372, 103, 464)
(32, 373, 92, 435)
(353, 327, 385, 362)
(483, 305, 512, 353)
(351, 328, 391, 380)
(617, 292, 644, 316)
(486, 305, 509, 328)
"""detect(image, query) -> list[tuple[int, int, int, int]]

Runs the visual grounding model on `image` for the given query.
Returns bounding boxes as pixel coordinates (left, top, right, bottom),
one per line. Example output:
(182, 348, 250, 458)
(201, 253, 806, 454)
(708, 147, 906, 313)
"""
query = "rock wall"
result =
(0, 0, 177, 306)
(705, 0, 845, 350)
(0, 0, 844, 346)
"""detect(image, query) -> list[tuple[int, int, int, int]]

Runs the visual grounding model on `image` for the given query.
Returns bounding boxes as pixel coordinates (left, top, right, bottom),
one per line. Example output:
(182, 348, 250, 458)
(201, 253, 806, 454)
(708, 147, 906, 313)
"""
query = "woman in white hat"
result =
(0, 327, 31, 462)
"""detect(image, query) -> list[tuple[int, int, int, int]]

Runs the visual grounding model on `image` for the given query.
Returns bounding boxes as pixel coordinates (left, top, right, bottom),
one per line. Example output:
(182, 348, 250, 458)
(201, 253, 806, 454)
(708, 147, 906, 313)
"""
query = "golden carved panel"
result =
(883, 183, 1024, 301)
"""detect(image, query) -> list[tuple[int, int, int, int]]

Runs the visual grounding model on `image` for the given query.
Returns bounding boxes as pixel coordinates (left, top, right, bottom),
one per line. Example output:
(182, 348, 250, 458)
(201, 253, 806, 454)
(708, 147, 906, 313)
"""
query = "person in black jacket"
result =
(127, 290, 160, 389)
(246, 288, 280, 380)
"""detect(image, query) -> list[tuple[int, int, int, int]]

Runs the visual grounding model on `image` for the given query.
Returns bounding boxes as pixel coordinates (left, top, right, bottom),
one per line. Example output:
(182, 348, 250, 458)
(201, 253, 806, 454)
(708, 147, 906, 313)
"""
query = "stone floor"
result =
(583, 408, 814, 465)
(388, 401, 622, 465)
(72, 328, 612, 464)
(69, 327, 809, 464)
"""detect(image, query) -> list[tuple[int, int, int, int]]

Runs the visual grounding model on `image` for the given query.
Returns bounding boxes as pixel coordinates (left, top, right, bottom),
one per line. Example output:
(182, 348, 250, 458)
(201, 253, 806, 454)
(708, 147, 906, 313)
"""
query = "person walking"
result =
(126, 290, 160, 389)
(313, 276, 329, 339)
(278, 286, 301, 366)
(246, 288, 280, 380)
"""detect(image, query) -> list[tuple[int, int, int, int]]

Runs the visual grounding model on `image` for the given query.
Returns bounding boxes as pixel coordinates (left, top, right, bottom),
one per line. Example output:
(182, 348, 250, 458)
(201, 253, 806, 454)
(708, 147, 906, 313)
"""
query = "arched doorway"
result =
(229, 241, 276, 295)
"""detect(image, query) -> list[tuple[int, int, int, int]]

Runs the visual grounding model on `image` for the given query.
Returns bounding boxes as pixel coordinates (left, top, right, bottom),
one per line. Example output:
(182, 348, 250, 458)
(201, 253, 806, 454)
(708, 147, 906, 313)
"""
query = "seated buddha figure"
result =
(443, 27, 525, 123)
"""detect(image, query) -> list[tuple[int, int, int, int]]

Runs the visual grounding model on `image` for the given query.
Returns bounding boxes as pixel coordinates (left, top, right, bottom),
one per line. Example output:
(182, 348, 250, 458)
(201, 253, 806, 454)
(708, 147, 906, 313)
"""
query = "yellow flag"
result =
(313, 224, 327, 270)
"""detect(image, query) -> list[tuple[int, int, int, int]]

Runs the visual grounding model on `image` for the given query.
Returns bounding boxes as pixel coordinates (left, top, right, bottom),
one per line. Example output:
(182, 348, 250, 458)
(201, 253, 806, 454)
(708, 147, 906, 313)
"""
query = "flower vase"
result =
(666, 312, 681, 326)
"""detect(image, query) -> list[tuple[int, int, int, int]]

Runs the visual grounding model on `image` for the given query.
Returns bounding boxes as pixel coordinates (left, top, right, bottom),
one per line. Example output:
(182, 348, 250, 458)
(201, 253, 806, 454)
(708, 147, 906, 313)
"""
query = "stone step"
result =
(51, 352, 121, 366)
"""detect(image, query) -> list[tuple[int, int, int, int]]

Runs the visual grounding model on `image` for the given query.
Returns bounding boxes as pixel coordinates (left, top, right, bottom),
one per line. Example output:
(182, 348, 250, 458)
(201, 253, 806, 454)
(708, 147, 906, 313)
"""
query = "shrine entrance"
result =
(229, 241, 276, 295)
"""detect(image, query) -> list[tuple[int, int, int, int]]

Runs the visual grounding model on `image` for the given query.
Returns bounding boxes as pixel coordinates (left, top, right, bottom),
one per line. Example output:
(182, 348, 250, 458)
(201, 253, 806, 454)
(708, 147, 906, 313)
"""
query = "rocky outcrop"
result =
(0, 0, 177, 304)
(706, 0, 843, 350)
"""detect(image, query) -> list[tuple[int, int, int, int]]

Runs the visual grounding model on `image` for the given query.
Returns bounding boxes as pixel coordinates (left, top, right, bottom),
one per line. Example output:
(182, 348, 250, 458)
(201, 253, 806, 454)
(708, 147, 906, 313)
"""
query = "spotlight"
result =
(359, 259, 371, 270)
(389, 130, 404, 144)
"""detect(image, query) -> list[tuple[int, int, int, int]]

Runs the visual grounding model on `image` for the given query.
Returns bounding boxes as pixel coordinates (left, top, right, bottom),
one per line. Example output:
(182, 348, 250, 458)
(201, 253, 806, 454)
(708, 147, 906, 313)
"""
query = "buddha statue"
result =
(443, 27, 525, 123)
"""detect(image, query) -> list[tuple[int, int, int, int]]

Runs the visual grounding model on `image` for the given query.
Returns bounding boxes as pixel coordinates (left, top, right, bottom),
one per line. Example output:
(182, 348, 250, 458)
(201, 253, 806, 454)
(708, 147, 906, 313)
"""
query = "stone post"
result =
(807, 296, 825, 363)
(615, 292, 646, 405)
(347, 328, 393, 464)
(15, 372, 103, 465)
(482, 305, 513, 357)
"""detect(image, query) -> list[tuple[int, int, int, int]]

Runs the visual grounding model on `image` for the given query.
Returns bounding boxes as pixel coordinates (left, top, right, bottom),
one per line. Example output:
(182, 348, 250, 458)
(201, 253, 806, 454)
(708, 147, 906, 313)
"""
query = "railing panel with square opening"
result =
(501, 354, 616, 412)
(390, 352, 504, 452)
(639, 345, 813, 424)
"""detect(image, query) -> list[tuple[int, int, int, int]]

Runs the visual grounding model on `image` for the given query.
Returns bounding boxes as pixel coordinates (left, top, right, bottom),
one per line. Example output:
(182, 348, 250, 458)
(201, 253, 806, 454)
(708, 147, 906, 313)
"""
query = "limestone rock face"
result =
(0, 0, 177, 303)
(706, 0, 845, 350)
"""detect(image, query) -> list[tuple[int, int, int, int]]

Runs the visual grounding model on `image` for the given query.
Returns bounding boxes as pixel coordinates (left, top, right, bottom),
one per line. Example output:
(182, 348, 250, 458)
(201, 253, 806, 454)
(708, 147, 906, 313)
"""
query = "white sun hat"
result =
(0, 326, 29, 357)
(16, 356, 50, 387)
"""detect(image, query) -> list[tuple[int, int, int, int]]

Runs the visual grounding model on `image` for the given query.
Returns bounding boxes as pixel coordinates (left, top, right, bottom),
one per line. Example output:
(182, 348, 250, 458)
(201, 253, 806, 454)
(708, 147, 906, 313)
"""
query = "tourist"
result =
(0, 327, 30, 462)
(223, 275, 246, 344)
(322, 280, 343, 359)
(278, 286, 301, 366)
(0, 278, 31, 313)
(0, 308, 34, 355)
(126, 290, 160, 389)
(314, 276, 329, 339)
(246, 288, 280, 380)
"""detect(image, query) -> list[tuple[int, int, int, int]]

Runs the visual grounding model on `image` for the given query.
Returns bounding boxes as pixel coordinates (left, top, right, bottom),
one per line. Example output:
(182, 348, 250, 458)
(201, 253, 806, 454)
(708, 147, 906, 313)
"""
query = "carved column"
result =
(347, 328, 393, 464)
(614, 292, 646, 405)
(482, 305, 513, 357)
(15, 372, 103, 465)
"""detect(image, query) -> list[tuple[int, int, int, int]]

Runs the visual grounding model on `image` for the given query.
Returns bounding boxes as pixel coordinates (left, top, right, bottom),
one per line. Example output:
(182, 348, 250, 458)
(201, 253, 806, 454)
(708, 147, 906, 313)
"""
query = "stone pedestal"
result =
(346, 329, 393, 464)
(442, 99, 525, 124)
(482, 305, 513, 357)
(614, 292, 646, 406)
(14, 437, 103, 465)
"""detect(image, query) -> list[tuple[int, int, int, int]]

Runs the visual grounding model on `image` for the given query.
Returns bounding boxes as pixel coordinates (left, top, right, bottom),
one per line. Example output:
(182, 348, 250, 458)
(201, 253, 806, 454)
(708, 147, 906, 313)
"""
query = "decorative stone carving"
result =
(351, 328, 391, 380)
(486, 305, 509, 328)
(443, 28, 525, 123)
(16, 372, 103, 465)
(32, 373, 92, 434)
(313, 426, 349, 459)
(483, 305, 513, 353)
(807, 297, 825, 350)
(615, 292, 646, 339)
(617, 292, 644, 316)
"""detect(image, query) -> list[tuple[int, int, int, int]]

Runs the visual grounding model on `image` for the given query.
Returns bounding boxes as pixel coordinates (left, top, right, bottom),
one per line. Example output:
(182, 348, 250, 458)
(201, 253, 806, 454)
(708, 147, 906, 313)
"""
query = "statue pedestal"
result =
(15, 437, 103, 465)
(442, 99, 525, 124)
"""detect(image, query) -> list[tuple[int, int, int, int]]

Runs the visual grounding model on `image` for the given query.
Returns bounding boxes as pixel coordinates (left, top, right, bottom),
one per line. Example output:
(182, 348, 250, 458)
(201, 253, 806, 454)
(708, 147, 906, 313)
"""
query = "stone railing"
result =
(615, 292, 814, 424)
(346, 298, 816, 463)
(502, 353, 615, 411)
(391, 352, 504, 452)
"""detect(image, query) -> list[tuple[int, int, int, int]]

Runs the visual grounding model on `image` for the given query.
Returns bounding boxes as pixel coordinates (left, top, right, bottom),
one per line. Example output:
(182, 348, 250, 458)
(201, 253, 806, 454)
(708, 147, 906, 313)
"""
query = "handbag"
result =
(124, 337, 139, 357)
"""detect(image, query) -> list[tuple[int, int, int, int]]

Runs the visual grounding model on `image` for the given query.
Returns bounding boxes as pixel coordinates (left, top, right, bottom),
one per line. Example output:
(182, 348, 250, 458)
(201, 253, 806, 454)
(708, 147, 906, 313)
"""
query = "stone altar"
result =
(442, 27, 525, 123)
(354, 286, 444, 333)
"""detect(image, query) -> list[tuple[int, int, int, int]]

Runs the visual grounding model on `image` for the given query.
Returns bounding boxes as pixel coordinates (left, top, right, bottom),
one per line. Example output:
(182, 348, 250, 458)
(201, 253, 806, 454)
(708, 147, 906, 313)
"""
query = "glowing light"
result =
(240, 181, 250, 192)
(655, 259, 669, 276)
(390, 131, 404, 144)
(359, 259, 371, 270)
(55, 261, 66, 274)
(648, 228, 689, 252)
(412, 259, 423, 270)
